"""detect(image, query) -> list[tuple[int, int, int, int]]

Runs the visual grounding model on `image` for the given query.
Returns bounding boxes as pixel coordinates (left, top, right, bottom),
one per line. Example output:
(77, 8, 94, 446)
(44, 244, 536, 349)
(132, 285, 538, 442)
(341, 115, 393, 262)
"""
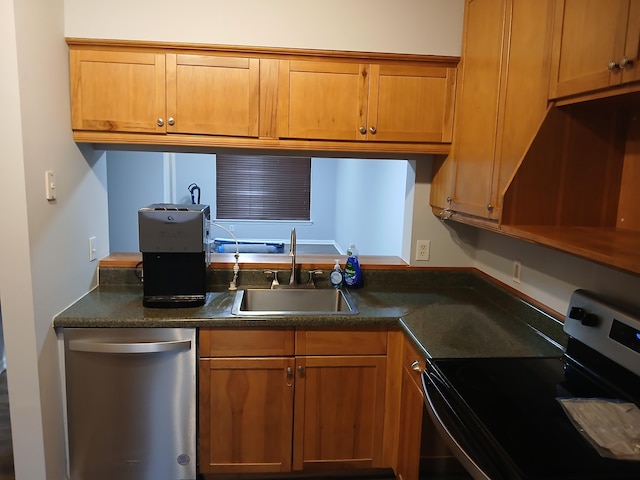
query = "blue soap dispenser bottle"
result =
(344, 244, 362, 288)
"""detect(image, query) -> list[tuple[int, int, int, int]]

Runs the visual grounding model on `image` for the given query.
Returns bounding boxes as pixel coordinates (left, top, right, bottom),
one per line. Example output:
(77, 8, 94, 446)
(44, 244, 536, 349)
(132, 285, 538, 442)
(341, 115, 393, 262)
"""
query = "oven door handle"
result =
(422, 371, 495, 480)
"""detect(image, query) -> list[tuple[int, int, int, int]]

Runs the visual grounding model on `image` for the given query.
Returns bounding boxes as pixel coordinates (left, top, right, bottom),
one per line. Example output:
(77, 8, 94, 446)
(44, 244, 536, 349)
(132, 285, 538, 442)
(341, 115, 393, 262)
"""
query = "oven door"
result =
(422, 367, 505, 480)
(422, 356, 640, 480)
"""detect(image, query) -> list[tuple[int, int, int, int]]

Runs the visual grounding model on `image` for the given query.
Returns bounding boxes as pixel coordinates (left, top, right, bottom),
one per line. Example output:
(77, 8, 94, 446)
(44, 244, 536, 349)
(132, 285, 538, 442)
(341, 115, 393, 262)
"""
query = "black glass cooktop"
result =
(429, 354, 640, 480)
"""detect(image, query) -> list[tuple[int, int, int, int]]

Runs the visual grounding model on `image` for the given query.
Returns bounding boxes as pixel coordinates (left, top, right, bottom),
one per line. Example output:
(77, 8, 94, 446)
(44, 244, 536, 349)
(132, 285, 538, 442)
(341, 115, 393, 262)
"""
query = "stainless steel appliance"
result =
(138, 203, 210, 307)
(63, 328, 196, 480)
(422, 290, 640, 480)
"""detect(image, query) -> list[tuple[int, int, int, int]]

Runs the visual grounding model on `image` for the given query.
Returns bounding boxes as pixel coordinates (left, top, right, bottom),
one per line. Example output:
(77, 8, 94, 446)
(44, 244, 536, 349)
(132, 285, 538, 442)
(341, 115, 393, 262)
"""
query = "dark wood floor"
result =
(0, 371, 14, 480)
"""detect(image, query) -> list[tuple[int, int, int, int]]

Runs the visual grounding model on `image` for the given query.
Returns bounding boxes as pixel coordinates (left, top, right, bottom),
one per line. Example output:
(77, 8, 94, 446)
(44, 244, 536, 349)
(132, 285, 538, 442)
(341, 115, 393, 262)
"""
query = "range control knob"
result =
(569, 307, 599, 326)
(569, 307, 586, 320)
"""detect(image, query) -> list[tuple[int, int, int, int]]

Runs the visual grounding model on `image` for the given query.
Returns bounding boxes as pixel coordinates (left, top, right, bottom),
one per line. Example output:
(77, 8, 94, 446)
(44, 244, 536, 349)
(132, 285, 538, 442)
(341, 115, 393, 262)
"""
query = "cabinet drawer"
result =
(200, 328, 295, 357)
(296, 329, 387, 355)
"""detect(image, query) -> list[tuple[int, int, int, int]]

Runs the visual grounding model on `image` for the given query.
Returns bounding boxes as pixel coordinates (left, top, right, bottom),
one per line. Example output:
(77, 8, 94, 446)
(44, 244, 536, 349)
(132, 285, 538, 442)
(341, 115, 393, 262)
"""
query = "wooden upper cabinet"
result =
(166, 54, 260, 137)
(549, 0, 640, 100)
(277, 59, 456, 143)
(623, 1, 640, 84)
(67, 39, 458, 154)
(448, 0, 506, 220)
(70, 49, 166, 133)
(368, 64, 456, 143)
(69, 47, 261, 137)
(278, 60, 369, 141)
(445, 0, 554, 221)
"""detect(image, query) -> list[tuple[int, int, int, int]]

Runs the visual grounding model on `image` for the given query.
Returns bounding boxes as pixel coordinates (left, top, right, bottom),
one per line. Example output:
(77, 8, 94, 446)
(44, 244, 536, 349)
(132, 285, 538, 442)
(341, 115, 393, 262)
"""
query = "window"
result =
(216, 154, 311, 221)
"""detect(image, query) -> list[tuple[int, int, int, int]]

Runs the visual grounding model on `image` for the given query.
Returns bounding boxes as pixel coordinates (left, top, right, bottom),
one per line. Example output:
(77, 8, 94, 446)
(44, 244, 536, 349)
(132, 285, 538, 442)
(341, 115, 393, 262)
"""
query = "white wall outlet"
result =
(89, 236, 97, 262)
(513, 260, 522, 283)
(415, 239, 430, 261)
(45, 170, 56, 201)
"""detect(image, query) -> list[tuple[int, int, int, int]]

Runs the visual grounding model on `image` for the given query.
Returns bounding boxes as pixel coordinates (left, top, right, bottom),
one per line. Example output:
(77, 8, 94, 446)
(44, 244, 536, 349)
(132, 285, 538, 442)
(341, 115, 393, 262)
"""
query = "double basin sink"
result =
(231, 288, 358, 316)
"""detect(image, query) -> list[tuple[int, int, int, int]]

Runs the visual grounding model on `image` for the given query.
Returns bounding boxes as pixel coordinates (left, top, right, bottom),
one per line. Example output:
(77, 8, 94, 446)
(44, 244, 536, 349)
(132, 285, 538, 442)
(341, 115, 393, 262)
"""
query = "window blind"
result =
(216, 155, 311, 221)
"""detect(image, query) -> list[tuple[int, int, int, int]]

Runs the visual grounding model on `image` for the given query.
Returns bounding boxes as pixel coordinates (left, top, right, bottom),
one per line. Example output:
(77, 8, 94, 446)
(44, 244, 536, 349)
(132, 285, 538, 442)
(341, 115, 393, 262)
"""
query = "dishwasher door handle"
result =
(68, 339, 192, 354)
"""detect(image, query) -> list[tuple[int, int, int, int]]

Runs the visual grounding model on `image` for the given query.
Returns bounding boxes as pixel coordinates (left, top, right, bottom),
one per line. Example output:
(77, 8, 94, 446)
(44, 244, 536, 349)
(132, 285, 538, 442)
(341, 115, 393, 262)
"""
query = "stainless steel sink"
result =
(231, 288, 358, 316)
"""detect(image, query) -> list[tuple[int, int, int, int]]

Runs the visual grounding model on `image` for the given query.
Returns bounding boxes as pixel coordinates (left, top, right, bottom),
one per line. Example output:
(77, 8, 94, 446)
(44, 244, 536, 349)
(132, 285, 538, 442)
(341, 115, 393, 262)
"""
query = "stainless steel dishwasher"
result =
(63, 328, 196, 480)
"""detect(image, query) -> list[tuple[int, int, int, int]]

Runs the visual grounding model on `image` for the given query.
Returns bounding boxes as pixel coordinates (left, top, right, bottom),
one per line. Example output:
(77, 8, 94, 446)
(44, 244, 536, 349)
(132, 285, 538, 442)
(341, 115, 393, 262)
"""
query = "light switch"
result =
(89, 236, 97, 262)
(45, 170, 56, 201)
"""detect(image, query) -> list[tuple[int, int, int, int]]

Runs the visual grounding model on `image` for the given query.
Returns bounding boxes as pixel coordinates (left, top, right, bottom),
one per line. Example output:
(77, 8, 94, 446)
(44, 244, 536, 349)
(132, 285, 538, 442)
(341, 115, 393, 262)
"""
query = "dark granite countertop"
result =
(54, 269, 567, 359)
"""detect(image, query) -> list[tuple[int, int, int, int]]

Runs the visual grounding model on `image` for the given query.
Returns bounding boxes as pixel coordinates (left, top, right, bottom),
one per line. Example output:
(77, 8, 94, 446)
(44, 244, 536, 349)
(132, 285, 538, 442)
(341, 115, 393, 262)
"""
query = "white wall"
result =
(475, 230, 640, 316)
(333, 159, 409, 256)
(0, 0, 110, 478)
(107, 151, 167, 252)
(64, 0, 464, 56)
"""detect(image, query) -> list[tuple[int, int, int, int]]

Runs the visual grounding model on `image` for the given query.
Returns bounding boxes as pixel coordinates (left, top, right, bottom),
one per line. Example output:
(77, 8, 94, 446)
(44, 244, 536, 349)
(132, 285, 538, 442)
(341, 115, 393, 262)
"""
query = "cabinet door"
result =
(278, 60, 369, 141)
(450, 0, 507, 219)
(166, 54, 260, 136)
(292, 355, 386, 471)
(548, 0, 631, 99)
(622, 0, 640, 84)
(395, 340, 425, 480)
(396, 339, 457, 480)
(493, 0, 555, 216)
(367, 64, 456, 143)
(449, 0, 553, 221)
(199, 357, 295, 474)
(69, 49, 166, 133)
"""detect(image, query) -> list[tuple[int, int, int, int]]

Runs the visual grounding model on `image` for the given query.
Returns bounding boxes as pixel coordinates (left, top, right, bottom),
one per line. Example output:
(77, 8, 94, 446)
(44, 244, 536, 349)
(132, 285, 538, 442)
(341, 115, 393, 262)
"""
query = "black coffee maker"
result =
(138, 203, 210, 307)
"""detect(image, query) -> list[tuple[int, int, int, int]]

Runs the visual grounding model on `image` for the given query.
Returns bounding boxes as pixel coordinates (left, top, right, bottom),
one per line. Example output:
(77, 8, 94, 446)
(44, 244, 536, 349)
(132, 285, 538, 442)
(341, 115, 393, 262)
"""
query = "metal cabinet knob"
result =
(157, 118, 164, 127)
(410, 360, 424, 374)
(369, 126, 377, 134)
(608, 61, 620, 71)
(359, 126, 367, 134)
(168, 117, 175, 126)
(297, 365, 305, 375)
(619, 56, 633, 69)
(286, 366, 293, 386)
(487, 204, 494, 212)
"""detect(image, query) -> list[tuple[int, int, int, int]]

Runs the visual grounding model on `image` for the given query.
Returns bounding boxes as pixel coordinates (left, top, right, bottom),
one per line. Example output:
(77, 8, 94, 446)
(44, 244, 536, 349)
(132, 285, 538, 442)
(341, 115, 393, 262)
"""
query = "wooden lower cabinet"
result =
(395, 359, 424, 480)
(199, 357, 295, 473)
(198, 328, 388, 475)
(293, 355, 387, 471)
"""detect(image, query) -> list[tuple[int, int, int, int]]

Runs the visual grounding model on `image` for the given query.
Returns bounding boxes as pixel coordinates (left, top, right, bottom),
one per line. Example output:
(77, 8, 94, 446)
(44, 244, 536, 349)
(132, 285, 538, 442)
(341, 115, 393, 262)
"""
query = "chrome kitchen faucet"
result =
(289, 227, 297, 285)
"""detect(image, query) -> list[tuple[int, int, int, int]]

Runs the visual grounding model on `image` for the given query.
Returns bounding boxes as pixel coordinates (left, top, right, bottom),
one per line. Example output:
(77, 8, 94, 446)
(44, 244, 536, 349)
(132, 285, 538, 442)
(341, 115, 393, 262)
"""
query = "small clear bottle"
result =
(330, 259, 344, 288)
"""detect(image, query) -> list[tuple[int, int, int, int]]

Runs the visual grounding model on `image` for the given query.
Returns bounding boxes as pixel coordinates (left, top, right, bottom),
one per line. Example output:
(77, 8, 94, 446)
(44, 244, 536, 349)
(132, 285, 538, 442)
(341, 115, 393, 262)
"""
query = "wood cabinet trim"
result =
(382, 330, 404, 470)
(65, 37, 460, 66)
(259, 58, 280, 138)
(72, 130, 452, 155)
